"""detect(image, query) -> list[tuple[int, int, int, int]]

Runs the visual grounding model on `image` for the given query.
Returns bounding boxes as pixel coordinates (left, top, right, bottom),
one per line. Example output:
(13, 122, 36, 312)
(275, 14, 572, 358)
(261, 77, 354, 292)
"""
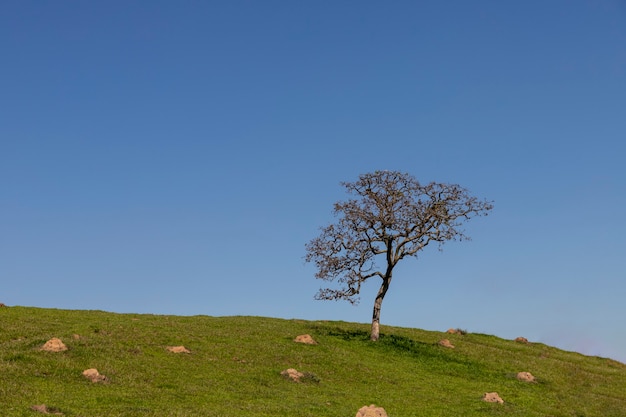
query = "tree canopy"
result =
(305, 170, 493, 341)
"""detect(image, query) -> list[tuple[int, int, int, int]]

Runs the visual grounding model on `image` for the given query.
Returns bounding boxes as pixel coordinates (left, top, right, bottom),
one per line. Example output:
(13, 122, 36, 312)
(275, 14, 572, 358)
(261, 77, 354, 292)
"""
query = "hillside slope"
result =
(1, 307, 624, 416)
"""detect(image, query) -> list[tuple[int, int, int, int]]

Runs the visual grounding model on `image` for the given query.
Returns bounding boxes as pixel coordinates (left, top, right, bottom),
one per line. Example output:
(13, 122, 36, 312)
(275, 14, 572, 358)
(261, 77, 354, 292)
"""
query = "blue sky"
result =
(2, 1, 625, 362)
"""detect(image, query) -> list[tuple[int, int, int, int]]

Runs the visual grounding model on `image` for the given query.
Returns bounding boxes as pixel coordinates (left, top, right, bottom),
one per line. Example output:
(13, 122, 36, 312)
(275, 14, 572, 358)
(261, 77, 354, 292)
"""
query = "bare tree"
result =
(305, 170, 493, 341)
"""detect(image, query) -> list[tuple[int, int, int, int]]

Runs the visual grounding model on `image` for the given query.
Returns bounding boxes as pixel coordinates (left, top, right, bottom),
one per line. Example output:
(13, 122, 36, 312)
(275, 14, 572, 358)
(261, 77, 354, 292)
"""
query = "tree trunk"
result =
(370, 275, 391, 341)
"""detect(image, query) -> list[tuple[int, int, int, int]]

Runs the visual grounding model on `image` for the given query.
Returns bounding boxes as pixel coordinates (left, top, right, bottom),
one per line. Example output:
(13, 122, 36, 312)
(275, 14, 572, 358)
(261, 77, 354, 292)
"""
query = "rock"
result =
(438, 339, 455, 348)
(294, 334, 317, 345)
(82, 368, 107, 383)
(31, 405, 48, 413)
(515, 337, 529, 344)
(167, 346, 191, 354)
(41, 338, 67, 352)
(516, 371, 536, 382)
(446, 328, 459, 334)
(355, 404, 388, 417)
(482, 392, 504, 404)
(281, 368, 304, 382)
(31, 404, 64, 415)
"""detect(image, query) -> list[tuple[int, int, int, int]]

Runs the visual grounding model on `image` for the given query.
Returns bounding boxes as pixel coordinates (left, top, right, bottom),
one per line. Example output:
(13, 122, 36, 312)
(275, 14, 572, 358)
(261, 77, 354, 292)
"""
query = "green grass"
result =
(1, 307, 624, 416)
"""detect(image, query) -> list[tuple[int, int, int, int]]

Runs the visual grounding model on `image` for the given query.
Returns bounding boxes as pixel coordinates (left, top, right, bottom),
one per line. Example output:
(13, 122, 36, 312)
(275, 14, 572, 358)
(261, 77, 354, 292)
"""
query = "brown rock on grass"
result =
(515, 337, 529, 344)
(167, 346, 191, 354)
(438, 339, 455, 348)
(294, 334, 317, 344)
(41, 338, 67, 352)
(82, 368, 107, 383)
(516, 371, 536, 382)
(482, 392, 504, 404)
(281, 368, 304, 382)
(31, 404, 64, 415)
(356, 404, 388, 417)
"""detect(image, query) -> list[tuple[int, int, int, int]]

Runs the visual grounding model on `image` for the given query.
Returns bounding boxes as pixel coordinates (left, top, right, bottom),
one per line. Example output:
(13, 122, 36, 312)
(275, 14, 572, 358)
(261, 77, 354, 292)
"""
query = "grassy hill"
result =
(1, 306, 624, 416)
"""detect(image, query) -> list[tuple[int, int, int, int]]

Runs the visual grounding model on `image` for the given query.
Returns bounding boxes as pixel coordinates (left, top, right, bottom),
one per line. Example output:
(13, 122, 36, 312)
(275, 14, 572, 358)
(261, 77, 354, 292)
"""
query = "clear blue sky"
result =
(2, 1, 625, 363)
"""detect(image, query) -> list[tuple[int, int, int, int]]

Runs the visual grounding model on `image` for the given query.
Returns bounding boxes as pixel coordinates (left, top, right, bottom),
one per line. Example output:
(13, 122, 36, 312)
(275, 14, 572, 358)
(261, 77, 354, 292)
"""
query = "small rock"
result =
(515, 337, 529, 344)
(167, 346, 191, 354)
(41, 338, 67, 352)
(31, 405, 48, 413)
(356, 404, 388, 417)
(482, 392, 504, 404)
(294, 334, 317, 345)
(446, 328, 460, 334)
(31, 404, 64, 415)
(82, 368, 107, 383)
(516, 371, 536, 382)
(281, 368, 304, 382)
(438, 339, 455, 348)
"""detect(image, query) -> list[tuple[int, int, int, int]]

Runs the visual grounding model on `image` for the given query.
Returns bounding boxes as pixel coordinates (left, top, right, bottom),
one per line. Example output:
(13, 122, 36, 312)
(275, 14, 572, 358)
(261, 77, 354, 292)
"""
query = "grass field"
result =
(1, 306, 624, 416)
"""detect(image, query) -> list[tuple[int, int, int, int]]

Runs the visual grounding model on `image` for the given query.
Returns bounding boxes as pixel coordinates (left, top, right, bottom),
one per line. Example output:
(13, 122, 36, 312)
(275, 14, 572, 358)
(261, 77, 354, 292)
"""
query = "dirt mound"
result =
(356, 404, 388, 417)
(482, 392, 504, 404)
(41, 338, 67, 352)
(82, 368, 107, 383)
(31, 404, 64, 415)
(167, 346, 191, 354)
(294, 334, 317, 345)
(516, 371, 536, 382)
(438, 339, 455, 348)
(281, 368, 304, 382)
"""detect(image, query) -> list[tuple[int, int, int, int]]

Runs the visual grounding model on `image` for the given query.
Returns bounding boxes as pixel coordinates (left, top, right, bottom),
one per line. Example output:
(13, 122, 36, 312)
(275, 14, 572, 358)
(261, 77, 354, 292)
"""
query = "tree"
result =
(305, 170, 493, 341)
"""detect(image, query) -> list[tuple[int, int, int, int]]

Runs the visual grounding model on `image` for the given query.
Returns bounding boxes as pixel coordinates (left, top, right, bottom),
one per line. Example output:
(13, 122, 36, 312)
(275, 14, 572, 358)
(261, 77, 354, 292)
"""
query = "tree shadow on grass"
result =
(310, 324, 435, 356)
(310, 324, 490, 379)
(313, 326, 370, 342)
